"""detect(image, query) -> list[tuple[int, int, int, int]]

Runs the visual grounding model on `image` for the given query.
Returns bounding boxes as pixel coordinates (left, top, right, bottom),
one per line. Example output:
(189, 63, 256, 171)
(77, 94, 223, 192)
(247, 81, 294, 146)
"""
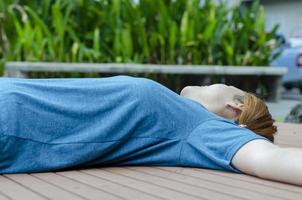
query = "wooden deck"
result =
(0, 122, 301, 200)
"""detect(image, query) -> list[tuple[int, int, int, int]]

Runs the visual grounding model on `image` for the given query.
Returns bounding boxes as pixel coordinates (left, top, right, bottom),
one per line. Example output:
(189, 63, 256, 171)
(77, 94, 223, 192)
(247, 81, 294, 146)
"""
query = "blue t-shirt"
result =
(0, 75, 267, 174)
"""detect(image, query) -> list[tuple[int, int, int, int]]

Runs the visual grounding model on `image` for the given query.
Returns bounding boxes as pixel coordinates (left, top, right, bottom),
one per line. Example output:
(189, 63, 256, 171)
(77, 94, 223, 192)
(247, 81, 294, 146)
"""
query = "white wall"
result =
(261, 0, 302, 38)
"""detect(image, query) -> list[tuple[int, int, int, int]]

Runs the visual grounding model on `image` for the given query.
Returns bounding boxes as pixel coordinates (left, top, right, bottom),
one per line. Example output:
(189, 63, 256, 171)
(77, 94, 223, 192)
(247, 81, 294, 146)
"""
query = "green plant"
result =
(0, 0, 282, 75)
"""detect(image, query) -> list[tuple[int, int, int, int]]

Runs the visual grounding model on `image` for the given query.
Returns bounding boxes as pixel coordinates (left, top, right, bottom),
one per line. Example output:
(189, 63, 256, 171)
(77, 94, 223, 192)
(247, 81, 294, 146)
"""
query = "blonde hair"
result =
(235, 93, 277, 142)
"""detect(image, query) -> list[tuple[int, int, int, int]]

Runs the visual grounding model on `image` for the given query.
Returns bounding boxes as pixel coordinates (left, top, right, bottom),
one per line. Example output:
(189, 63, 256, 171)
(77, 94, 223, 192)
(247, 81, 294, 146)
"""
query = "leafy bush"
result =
(0, 0, 281, 74)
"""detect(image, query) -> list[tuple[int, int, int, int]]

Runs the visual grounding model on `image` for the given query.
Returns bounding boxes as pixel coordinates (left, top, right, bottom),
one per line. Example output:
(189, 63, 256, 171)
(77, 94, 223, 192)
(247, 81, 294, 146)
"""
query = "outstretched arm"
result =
(232, 139, 302, 186)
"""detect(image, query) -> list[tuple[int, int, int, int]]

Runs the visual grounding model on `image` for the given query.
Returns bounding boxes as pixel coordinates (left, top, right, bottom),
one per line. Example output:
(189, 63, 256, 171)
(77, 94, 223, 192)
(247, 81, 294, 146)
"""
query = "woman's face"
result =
(180, 84, 246, 119)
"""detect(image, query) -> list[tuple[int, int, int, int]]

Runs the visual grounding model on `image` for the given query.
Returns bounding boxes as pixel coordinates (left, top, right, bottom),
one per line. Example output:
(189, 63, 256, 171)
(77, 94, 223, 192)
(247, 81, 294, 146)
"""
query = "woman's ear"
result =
(226, 102, 244, 119)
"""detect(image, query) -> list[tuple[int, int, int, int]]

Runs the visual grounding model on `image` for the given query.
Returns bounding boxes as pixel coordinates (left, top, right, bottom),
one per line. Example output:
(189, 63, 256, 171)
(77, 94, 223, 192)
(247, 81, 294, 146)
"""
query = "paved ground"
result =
(266, 88, 302, 122)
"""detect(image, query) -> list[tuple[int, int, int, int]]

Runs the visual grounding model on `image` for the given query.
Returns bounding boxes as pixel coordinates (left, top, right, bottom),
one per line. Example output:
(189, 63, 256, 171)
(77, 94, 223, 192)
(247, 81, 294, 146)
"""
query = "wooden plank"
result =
(274, 122, 302, 147)
(5, 174, 85, 200)
(275, 123, 302, 141)
(5, 62, 287, 75)
(117, 167, 283, 200)
(57, 171, 161, 200)
(277, 143, 302, 148)
(103, 167, 244, 200)
(275, 138, 302, 145)
(275, 133, 302, 139)
(0, 175, 46, 200)
(275, 137, 302, 143)
(275, 135, 302, 142)
(275, 137, 302, 145)
(276, 123, 302, 134)
(32, 172, 122, 200)
(154, 167, 302, 200)
(276, 142, 302, 148)
(185, 168, 302, 193)
(81, 168, 202, 200)
(0, 192, 11, 200)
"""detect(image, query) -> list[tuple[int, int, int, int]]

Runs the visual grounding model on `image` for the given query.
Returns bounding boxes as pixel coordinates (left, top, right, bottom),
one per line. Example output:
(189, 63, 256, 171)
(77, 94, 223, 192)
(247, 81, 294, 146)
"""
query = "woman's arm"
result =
(232, 139, 302, 186)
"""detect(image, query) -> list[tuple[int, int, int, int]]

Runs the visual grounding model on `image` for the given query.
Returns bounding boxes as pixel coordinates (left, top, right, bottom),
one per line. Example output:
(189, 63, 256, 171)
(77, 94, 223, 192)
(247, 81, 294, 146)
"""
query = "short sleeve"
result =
(180, 119, 271, 172)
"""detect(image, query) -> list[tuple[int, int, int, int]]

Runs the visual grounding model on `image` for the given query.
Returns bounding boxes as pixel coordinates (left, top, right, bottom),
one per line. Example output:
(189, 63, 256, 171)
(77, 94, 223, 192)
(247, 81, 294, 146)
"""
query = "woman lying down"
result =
(0, 75, 301, 186)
